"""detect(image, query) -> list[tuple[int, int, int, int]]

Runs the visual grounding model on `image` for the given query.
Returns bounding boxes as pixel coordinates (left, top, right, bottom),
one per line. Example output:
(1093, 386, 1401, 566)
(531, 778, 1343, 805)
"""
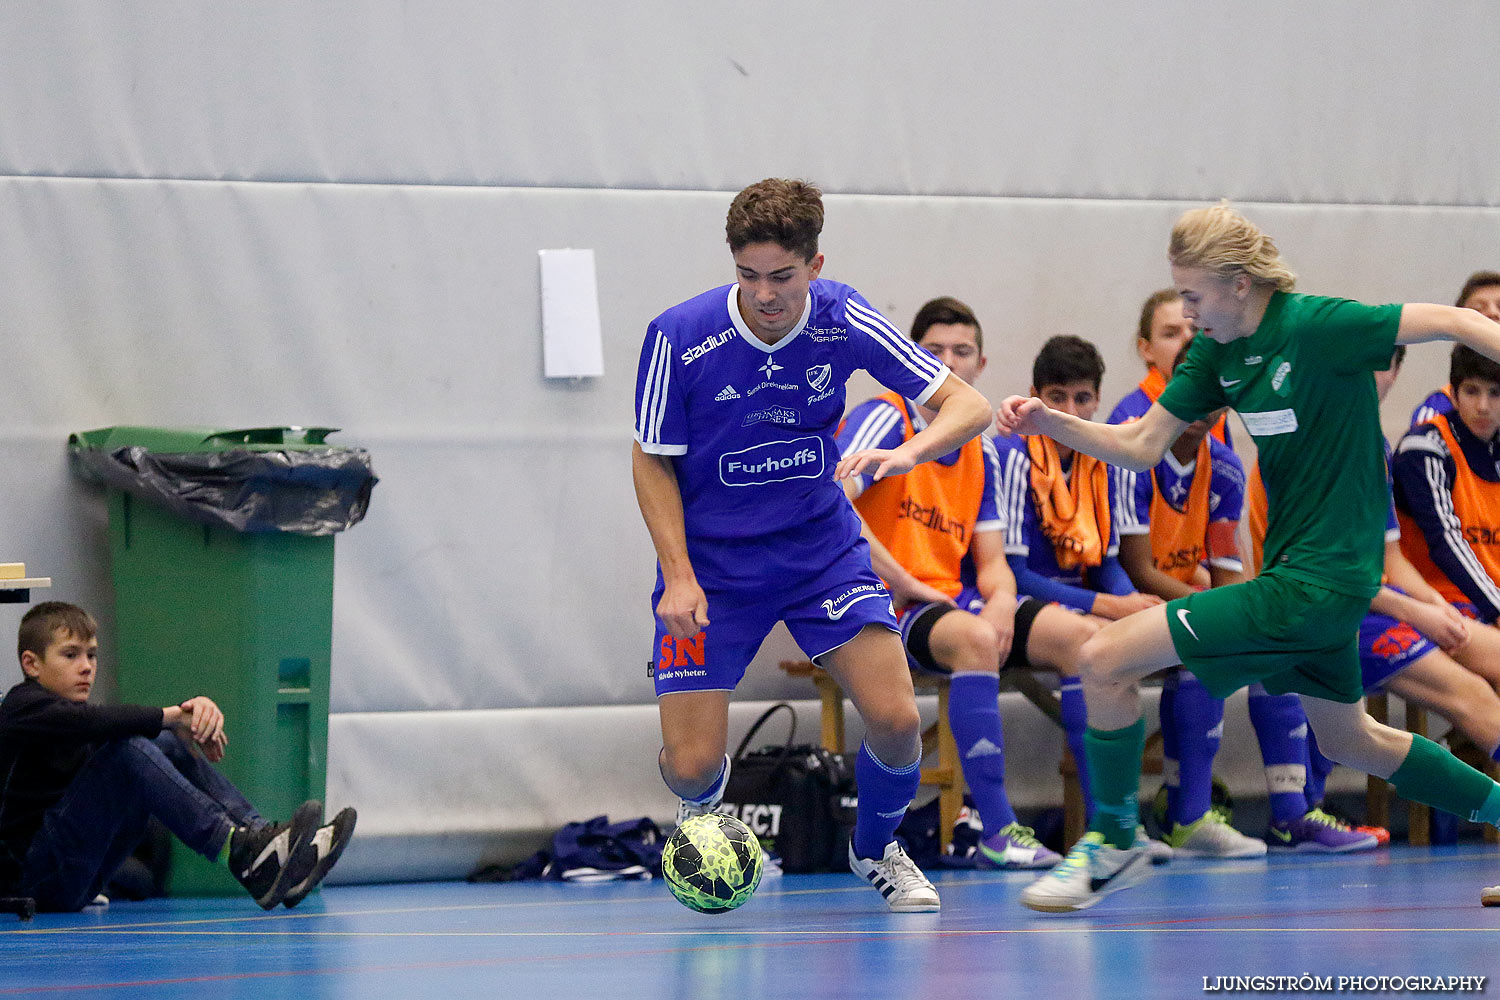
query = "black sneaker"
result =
(281, 806, 357, 909)
(229, 800, 322, 910)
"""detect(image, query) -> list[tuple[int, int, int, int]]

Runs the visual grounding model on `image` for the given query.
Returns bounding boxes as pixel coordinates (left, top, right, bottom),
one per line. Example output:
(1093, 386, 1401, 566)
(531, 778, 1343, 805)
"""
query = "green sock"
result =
(217, 828, 236, 866)
(1389, 734, 1499, 824)
(1085, 718, 1147, 849)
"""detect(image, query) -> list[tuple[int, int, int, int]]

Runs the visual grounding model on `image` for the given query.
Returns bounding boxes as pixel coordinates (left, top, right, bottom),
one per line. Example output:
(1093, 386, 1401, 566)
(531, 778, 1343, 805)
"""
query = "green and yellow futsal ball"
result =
(662, 812, 763, 913)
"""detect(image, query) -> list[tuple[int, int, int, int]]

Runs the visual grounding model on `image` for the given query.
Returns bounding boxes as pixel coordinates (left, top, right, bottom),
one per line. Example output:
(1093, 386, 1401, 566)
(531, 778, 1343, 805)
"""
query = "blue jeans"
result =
(18, 731, 263, 911)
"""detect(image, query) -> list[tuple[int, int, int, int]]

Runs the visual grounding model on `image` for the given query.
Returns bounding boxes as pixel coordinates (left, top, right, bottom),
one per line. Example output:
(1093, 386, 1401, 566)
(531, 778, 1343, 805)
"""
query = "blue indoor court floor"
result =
(3, 844, 1499, 1000)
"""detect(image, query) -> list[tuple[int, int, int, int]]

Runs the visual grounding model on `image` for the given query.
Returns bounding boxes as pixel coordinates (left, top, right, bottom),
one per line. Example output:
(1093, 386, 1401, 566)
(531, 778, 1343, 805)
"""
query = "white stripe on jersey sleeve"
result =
(844, 299, 946, 398)
(1396, 431, 1445, 458)
(1422, 451, 1500, 611)
(1113, 466, 1149, 536)
(1208, 556, 1245, 573)
(636, 332, 686, 454)
(1414, 405, 1438, 426)
(1001, 446, 1030, 556)
(974, 436, 1006, 534)
(843, 401, 904, 457)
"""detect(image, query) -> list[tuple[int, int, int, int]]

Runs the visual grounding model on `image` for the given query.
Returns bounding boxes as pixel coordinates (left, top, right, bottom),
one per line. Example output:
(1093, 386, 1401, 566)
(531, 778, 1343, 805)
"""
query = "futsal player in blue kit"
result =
(632, 179, 992, 911)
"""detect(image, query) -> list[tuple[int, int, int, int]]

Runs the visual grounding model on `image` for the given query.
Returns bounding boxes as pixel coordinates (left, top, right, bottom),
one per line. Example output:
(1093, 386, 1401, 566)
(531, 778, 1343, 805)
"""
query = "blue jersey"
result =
(991, 432, 1129, 601)
(1120, 436, 1247, 574)
(1107, 386, 1153, 428)
(634, 279, 948, 585)
(1410, 388, 1454, 429)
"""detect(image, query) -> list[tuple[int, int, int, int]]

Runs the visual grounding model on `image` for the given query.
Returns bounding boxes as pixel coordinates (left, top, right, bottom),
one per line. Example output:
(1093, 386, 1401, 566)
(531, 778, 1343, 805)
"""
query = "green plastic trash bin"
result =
(68, 426, 376, 896)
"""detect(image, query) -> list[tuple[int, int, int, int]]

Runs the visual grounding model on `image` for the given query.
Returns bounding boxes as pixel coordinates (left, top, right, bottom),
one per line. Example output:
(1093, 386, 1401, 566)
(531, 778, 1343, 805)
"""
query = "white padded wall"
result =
(0, 3, 1496, 204)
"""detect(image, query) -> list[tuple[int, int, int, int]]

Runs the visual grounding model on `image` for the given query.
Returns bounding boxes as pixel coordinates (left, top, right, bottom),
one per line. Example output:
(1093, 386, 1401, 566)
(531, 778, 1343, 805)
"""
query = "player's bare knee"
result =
(1077, 632, 1123, 685)
(661, 743, 724, 791)
(863, 700, 922, 748)
(950, 617, 1000, 673)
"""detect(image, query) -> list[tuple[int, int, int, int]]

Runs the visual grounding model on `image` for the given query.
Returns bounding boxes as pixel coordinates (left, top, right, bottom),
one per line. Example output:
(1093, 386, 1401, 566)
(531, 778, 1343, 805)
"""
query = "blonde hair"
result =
(1168, 200, 1297, 291)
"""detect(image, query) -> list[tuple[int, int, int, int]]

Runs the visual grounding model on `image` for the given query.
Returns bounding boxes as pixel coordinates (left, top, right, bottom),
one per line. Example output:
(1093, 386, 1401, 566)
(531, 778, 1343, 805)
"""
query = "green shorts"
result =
(1164, 573, 1370, 704)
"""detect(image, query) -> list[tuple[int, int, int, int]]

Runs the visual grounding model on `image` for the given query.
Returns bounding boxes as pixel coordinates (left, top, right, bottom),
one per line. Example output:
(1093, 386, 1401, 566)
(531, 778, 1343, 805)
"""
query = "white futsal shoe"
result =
(1020, 831, 1154, 913)
(848, 841, 941, 912)
(1165, 811, 1268, 858)
(1136, 826, 1174, 865)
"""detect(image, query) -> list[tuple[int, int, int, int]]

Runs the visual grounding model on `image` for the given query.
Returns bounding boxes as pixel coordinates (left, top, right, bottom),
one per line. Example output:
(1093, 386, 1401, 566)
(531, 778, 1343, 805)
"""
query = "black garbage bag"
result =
(69, 428, 376, 536)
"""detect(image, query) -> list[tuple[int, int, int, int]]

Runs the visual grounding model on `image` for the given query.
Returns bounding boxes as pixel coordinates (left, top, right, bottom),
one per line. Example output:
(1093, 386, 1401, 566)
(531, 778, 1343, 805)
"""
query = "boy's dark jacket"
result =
(0, 678, 162, 891)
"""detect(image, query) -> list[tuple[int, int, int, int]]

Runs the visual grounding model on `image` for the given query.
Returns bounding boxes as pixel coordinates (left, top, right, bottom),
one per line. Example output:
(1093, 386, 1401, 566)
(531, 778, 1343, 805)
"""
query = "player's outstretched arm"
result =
(631, 443, 709, 639)
(835, 373, 990, 483)
(1397, 303, 1500, 362)
(993, 397, 1185, 473)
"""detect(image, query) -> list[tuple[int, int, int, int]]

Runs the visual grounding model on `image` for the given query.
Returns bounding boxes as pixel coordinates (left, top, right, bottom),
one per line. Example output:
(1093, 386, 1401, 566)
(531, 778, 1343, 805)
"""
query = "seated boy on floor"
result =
(0, 602, 355, 912)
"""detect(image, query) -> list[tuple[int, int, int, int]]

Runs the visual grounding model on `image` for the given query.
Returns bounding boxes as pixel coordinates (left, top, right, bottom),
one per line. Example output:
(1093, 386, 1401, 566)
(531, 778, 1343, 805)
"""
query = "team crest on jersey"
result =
(806, 364, 833, 393)
(715, 385, 741, 401)
(1270, 357, 1292, 396)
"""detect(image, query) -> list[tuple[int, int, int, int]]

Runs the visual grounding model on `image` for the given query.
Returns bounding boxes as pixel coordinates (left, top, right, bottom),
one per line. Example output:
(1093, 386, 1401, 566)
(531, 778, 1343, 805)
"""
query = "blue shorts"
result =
(1357, 611, 1436, 692)
(650, 536, 897, 696)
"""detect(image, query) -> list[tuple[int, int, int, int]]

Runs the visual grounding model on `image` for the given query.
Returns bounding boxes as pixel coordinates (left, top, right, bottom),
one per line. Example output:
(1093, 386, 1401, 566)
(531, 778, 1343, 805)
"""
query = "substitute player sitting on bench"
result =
(838, 296, 1100, 869)
(0, 602, 355, 912)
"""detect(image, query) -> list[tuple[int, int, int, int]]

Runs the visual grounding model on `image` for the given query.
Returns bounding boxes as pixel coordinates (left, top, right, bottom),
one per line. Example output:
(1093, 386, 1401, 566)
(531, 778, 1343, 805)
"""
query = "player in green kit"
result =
(995, 201, 1500, 912)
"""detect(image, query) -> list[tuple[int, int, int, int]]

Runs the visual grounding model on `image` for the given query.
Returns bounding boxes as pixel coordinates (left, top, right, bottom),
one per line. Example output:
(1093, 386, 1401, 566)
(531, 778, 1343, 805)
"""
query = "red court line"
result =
(0, 933, 869, 995)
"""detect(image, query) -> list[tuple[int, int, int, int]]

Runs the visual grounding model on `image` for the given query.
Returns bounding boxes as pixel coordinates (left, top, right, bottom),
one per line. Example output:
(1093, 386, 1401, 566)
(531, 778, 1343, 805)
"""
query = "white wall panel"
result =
(1, 3, 1496, 204)
(3, 181, 1494, 721)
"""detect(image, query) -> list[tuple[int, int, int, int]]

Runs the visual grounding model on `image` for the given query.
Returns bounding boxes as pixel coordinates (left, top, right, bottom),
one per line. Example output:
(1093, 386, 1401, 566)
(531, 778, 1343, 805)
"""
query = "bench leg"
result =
(1406, 701, 1430, 846)
(1365, 694, 1391, 833)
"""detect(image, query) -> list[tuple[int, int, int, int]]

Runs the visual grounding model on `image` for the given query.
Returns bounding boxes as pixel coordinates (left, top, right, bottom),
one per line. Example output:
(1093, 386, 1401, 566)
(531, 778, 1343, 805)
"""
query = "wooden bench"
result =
(779, 659, 1163, 850)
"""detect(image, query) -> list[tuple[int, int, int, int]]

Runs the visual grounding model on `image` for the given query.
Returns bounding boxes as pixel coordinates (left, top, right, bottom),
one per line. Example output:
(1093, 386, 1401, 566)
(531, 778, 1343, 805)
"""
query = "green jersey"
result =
(1157, 291, 1401, 599)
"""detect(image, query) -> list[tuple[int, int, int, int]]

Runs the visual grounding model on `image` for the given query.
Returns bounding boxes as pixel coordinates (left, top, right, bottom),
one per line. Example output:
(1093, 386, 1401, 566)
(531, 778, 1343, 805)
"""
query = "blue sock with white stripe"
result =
(1246, 685, 1309, 824)
(947, 672, 1016, 835)
(852, 741, 920, 860)
(1060, 677, 1093, 822)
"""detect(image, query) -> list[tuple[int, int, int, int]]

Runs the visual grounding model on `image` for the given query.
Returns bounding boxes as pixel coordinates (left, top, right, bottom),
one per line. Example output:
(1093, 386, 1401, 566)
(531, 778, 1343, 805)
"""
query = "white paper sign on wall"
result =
(539, 248, 604, 379)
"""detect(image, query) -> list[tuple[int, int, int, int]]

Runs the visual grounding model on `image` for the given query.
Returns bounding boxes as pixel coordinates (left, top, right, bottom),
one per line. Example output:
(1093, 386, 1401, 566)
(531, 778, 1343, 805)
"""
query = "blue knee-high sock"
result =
(1246, 684, 1309, 824)
(1159, 672, 1181, 824)
(852, 741, 921, 860)
(1305, 729, 1334, 810)
(1060, 677, 1093, 822)
(1170, 673, 1224, 827)
(947, 672, 1017, 835)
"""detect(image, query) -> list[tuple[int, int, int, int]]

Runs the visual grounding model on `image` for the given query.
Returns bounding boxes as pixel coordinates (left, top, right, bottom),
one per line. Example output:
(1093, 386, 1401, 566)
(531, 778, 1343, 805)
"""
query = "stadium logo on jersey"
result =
(715, 385, 741, 401)
(820, 583, 888, 620)
(682, 329, 735, 366)
(897, 497, 967, 543)
(805, 326, 848, 342)
(806, 364, 833, 393)
(719, 436, 824, 486)
(742, 406, 798, 427)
